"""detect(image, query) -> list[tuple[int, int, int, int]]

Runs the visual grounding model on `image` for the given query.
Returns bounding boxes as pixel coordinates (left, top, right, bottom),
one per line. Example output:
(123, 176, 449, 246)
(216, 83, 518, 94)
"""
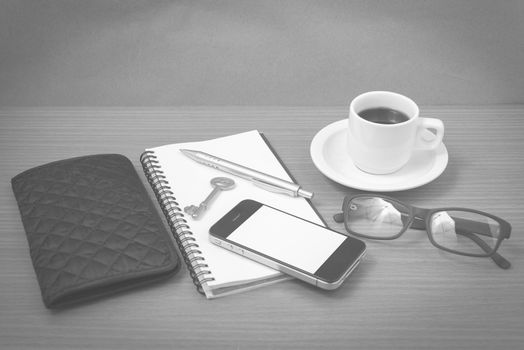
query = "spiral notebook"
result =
(140, 130, 325, 299)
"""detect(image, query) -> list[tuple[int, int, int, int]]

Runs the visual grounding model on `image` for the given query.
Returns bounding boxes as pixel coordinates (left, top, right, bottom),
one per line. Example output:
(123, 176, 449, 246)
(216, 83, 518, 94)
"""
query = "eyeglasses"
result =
(333, 195, 512, 269)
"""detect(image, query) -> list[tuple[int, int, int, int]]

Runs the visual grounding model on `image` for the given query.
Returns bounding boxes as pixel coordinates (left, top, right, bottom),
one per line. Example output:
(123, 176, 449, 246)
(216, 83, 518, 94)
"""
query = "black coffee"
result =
(358, 107, 410, 125)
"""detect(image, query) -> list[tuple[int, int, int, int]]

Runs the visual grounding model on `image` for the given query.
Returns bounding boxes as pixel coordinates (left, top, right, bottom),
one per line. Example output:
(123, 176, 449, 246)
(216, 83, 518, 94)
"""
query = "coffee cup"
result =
(347, 91, 444, 174)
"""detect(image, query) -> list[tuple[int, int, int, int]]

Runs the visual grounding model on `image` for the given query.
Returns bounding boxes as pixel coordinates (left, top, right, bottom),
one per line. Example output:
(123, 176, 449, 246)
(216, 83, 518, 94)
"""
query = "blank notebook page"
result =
(146, 130, 324, 288)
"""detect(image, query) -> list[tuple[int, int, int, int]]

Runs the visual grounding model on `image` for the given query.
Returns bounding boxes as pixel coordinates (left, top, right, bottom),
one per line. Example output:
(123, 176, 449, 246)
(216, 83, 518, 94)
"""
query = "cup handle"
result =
(415, 118, 444, 151)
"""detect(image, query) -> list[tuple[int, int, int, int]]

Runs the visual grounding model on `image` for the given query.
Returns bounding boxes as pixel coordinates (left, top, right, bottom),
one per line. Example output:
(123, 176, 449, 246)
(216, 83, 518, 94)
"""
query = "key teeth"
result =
(184, 205, 200, 218)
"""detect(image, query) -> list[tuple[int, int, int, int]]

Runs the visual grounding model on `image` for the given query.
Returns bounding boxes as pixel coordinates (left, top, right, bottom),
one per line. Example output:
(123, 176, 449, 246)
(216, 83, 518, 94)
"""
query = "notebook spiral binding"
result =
(140, 151, 215, 295)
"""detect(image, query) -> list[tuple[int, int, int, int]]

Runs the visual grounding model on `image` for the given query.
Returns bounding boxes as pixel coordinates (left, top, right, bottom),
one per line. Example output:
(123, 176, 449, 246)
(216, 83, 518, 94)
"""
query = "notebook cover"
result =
(259, 132, 327, 226)
(11, 154, 180, 308)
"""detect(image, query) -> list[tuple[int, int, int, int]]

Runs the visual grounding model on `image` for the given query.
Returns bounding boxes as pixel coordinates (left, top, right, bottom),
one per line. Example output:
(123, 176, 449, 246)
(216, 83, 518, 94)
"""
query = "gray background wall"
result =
(1, 0, 523, 107)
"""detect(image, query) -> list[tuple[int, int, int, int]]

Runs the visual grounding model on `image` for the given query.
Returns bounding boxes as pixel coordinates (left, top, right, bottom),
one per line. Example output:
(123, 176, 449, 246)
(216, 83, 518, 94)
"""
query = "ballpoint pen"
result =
(180, 149, 314, 199)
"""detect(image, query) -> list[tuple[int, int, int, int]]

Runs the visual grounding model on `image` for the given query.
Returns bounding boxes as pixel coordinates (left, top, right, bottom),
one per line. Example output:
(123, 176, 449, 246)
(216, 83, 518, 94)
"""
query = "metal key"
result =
(184, 177, 235, 219)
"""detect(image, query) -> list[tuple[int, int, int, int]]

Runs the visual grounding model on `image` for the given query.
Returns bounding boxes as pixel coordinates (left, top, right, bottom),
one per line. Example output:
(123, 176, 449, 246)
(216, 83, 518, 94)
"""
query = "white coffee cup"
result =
(347, 91, 444, 174)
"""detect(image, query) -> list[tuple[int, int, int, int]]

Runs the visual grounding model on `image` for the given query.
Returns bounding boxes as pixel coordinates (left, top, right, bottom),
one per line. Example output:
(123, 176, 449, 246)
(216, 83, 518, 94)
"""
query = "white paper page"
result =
(147, 130, 323, 287)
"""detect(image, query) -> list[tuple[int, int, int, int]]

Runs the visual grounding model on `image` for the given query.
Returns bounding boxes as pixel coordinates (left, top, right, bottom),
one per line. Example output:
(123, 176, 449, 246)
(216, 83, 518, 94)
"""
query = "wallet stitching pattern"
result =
(12, 154, 178, 306)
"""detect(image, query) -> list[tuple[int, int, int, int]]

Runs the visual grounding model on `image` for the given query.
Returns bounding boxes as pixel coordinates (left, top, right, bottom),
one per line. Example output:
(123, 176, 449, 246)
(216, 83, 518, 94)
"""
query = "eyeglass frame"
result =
(333, 194, 512, 269)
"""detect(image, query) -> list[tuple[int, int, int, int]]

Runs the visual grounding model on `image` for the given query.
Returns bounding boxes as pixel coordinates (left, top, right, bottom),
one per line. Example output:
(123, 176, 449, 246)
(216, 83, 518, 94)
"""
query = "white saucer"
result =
(310, 119, 448, 192)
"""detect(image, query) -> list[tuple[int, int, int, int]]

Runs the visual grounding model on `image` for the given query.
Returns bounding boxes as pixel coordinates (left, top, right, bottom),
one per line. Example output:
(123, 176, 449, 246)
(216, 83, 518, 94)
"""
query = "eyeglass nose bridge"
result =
(408, 207, 431, 231)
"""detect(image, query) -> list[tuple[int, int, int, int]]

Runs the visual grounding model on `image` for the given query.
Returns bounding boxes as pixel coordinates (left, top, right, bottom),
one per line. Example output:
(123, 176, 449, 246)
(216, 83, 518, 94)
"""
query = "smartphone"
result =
(209, 199, 366, 290)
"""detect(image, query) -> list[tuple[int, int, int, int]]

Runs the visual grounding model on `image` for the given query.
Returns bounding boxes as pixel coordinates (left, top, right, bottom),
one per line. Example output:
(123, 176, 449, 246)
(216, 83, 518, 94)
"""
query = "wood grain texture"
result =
(1, 107, 523, 350)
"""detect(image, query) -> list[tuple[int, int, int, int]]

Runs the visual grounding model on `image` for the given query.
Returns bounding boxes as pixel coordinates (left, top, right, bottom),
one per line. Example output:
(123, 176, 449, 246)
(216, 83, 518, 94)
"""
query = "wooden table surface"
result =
(1, 107, 523, 350)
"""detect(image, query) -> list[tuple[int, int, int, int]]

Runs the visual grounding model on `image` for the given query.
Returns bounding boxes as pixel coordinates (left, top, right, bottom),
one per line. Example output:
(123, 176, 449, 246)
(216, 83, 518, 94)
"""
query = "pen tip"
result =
(298, 189, 314, 199)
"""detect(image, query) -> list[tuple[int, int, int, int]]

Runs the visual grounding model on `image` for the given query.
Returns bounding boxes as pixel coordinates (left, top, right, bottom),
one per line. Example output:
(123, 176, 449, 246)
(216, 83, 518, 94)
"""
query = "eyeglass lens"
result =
(345, 196, 410, 238)
(346, 197, 502, 255)
(430, 210, 501, 255)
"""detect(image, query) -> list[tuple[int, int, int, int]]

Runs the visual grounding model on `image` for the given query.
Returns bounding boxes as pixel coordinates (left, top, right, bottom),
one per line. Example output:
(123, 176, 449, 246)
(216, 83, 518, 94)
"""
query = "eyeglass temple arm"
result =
(461, 232, 510, 269)
(409, 217, 511, 269)
(333, 212, 344, 223)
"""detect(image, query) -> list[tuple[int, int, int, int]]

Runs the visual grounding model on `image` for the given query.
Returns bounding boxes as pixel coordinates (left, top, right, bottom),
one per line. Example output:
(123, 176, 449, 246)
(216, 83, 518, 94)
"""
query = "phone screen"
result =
(227, 205, 347, 274)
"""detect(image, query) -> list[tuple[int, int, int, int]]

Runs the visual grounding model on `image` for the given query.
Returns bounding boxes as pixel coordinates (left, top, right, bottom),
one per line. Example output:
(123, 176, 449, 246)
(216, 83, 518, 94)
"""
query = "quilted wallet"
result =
(11, 154, 180, 308)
